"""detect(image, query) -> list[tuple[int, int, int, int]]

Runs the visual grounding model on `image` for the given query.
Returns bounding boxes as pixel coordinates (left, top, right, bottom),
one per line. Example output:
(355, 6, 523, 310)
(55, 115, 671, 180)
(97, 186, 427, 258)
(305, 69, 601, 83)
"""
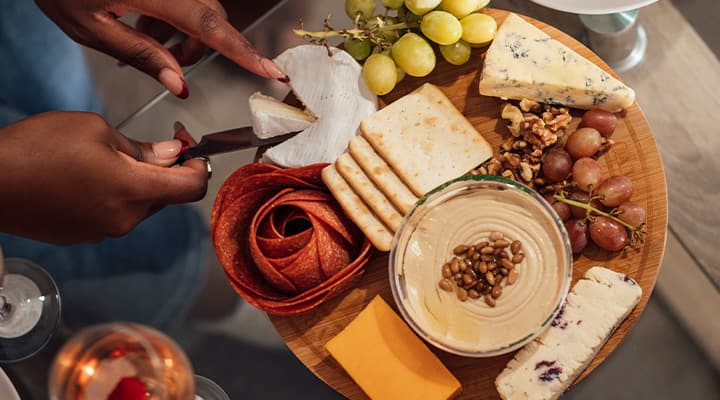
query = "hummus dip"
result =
(393, 182, 570, 355)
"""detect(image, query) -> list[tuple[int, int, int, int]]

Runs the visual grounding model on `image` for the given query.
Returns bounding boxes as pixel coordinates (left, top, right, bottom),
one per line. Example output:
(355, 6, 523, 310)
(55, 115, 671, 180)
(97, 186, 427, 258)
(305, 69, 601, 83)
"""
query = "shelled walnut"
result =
(473, 100, 573, 192)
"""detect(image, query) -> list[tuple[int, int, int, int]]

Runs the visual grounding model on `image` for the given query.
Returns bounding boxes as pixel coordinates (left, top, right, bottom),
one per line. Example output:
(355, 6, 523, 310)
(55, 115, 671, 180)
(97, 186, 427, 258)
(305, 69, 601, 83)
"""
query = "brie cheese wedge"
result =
(262, 45, 378, 168)
(249, 92, 315, 139)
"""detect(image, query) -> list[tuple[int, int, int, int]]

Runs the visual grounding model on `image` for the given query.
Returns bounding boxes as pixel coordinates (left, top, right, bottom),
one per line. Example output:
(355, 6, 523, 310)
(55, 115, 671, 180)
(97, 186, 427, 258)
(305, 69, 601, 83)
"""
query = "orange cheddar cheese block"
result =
(325, 295, 461, 400)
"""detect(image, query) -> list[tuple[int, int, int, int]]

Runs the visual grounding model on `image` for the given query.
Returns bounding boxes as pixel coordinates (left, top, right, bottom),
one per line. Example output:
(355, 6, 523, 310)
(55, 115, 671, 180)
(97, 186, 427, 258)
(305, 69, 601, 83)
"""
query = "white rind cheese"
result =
(495, 266, 642, 400)
(479, 14, 636, 112)
(248, 92, 315, 139)
(263, 45, 378, 167)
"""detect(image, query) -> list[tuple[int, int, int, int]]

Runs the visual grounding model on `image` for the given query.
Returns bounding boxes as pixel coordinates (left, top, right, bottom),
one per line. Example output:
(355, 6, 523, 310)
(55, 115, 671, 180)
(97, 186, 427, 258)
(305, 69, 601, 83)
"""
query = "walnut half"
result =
(501, 103, 523, 137)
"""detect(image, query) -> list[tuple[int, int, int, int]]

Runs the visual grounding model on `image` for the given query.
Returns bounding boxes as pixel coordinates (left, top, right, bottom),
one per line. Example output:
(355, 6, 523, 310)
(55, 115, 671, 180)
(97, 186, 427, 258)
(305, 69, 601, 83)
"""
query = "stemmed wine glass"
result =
(528, 0, 658, 72)
(0, 244, 61, 363)
(48, 323, 229, 400)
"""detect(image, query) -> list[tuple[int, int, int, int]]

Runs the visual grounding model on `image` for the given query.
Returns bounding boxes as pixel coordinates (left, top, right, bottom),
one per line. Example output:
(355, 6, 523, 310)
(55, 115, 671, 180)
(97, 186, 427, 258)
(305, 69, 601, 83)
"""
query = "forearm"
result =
(0, 121, 46, 238)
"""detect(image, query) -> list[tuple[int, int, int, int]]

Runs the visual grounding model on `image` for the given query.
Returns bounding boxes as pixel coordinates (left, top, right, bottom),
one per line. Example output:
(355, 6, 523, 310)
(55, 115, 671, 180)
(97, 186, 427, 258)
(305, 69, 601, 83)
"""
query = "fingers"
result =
(139, 159, 209, 204)
(170, 38, 209, 66)
(136, 16, 209, 67)
(130, 0, 287, 80)
(111, 134, 183, 167)
(109, 125, 207, 219)
(136, 16, 176, 45)
(114, 153, 208, 206)
(89, 14, 188, 97)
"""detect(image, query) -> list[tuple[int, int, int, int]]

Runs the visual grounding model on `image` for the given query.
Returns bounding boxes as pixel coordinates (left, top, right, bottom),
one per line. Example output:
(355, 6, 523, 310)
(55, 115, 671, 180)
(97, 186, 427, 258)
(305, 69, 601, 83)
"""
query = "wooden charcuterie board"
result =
(269, 9, 667, 399)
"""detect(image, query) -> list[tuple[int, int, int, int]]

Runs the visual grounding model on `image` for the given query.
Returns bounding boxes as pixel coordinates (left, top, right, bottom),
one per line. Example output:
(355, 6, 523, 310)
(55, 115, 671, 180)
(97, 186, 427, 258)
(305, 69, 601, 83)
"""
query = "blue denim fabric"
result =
(0, 1, 208, 331)
(0, 0, 102, 116)
(0, 207, 209, 331)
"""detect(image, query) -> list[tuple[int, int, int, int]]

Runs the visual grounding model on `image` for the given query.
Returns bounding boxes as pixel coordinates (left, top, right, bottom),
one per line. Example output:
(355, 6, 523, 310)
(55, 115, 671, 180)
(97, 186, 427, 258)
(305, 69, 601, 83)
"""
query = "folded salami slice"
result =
(211, 163, 372, 315)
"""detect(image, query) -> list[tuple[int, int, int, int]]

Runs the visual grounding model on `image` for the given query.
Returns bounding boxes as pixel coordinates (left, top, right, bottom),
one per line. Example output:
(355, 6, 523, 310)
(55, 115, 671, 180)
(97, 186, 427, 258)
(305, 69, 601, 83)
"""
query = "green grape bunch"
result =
(294, 0, 497, 95)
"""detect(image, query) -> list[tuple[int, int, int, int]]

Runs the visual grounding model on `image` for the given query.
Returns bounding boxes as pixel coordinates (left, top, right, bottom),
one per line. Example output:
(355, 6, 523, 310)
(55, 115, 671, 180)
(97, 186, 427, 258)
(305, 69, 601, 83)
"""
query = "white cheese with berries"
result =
(249, 92, 315, 139)
(495, 266, 642, 400)
(478, 13, 636, 112)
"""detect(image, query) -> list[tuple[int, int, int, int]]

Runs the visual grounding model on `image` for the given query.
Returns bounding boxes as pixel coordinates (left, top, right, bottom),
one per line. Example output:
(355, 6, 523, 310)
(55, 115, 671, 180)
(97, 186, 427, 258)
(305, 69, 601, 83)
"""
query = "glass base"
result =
(580, 10, 648, 72)
(0, 258, 61, 363)
(195, 375, 230, 400)
(0, 274, 44, 338)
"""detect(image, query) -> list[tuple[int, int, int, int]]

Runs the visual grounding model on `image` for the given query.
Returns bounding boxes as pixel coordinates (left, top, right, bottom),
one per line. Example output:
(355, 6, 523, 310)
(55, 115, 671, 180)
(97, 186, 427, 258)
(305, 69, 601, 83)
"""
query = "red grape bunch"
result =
(541, 109, 647, 253)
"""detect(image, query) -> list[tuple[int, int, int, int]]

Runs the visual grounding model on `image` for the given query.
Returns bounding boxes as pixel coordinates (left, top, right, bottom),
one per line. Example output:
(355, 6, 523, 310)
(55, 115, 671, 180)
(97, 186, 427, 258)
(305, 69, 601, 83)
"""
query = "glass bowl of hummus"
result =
(389, 175, 572, 357)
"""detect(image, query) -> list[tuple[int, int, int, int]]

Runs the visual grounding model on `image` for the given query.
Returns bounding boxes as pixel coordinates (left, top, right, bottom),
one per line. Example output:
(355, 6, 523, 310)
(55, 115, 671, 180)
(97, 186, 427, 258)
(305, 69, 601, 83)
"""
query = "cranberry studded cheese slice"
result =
(495, 266, 642, 400)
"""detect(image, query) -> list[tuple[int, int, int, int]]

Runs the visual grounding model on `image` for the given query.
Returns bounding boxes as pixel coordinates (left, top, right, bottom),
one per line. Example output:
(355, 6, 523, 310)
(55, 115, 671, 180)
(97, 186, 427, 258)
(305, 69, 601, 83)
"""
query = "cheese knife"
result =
(172, 126, 299, 166)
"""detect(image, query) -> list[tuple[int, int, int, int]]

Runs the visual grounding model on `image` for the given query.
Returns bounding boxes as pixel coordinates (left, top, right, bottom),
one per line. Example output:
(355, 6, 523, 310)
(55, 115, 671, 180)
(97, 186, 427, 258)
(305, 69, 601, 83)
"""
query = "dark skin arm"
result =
(2, 1, 284, 244)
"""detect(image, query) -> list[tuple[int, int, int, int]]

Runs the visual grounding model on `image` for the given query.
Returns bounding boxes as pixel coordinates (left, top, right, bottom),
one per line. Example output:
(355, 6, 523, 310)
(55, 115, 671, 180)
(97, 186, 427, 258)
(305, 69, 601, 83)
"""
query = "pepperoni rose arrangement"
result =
(211, 163, 372, 315)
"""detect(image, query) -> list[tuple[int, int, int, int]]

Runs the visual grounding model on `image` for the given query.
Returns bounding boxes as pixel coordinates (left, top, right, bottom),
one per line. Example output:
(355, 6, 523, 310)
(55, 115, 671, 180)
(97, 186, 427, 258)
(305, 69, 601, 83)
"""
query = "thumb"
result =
(115, 124, 209, 204)
(114, 136, 184, 167)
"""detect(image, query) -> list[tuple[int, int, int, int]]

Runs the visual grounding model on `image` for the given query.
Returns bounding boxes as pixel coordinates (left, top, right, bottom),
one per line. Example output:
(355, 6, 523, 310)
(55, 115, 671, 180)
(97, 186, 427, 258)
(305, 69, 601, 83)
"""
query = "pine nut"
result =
(508, 268, 520, 285)
(442, 263, 452, 278)
(439, 279, 453, 291)
(450, 258, 460, 273)
(485, 294, 496, 307)
(511, 240, 522, 254)
(457, 288, 468, 301)
(453, 245, 468, 255)
(490, 232, 504, 241)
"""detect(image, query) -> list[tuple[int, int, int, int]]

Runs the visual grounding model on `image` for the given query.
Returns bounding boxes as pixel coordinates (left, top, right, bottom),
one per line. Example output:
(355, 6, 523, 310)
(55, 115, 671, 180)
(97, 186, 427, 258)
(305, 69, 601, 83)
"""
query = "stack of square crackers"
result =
(322, 84, 493, 251)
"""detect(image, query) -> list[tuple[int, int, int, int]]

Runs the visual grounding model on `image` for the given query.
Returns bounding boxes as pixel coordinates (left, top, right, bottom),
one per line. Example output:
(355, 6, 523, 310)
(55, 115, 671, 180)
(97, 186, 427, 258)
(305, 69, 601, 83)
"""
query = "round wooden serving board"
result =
(269, 9, 667, 399)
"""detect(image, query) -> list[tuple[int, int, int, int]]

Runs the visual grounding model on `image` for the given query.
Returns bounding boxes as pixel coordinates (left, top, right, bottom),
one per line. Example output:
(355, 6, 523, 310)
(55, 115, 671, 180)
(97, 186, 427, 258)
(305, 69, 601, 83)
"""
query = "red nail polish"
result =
(278, 75, 290, 83)
(178, 78, 189, 99)
(179, 138, 190, 152)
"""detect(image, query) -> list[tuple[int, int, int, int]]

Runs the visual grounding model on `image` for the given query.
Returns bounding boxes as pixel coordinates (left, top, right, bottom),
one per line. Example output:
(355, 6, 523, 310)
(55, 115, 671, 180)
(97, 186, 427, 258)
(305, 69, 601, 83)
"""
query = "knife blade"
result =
(172, 126, 299, 166)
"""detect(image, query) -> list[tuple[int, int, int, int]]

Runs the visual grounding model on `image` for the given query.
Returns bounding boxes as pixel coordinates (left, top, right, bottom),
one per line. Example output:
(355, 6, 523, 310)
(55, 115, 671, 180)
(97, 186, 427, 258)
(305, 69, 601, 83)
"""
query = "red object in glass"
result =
(107, 377, 147, 400)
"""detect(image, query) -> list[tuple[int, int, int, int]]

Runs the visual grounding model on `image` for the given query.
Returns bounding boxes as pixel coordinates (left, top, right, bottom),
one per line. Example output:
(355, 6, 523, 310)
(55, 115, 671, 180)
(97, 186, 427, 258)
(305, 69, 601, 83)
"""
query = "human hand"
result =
(34, 0, 287, 98)
(0, 112, 209, 245)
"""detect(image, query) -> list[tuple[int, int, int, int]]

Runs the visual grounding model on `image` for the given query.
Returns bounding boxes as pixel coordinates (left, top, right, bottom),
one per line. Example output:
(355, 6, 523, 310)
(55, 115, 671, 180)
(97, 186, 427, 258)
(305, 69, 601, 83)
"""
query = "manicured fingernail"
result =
(261, 58, 286, 80)
(178, 78, 189, 99)
(278, 75, 290, 83)
(152, 139, 182, 159)
(178, 138, 190, 152)
(158, 68, 186, 98)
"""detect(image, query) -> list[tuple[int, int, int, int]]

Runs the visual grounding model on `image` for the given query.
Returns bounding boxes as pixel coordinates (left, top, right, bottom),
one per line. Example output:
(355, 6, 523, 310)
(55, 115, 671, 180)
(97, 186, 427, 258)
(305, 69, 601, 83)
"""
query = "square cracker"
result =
(321, 165, 393, 252)
(347, 136, 418, 215)
(360, 83, 492, 196)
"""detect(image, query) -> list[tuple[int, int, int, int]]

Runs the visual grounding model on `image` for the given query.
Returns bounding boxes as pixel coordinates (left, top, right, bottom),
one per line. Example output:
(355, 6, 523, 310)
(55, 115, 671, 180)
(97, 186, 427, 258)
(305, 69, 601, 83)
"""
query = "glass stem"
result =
(0, 244, 8, 319)
(0, 295, 11, 319)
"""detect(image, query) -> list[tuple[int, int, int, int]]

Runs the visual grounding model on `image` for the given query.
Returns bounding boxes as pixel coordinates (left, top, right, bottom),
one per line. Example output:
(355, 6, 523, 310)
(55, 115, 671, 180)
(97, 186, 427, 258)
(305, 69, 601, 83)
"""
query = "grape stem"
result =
(553, 194, 638, 232)
(293, 27, 364, 39)
(293, 22, 417, 40)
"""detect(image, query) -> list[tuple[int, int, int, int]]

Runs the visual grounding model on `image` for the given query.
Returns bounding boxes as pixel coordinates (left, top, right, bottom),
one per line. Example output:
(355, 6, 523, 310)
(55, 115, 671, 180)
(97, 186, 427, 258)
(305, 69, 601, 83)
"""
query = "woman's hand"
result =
(0, 111, 209, 245)
(34, 0, 287, 97)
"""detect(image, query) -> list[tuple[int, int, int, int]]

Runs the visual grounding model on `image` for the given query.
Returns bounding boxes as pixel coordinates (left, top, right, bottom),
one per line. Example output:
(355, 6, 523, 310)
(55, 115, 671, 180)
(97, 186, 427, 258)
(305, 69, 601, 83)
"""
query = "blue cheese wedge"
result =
(495, 266, 642, 400)
(478, 14, 636, 112)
